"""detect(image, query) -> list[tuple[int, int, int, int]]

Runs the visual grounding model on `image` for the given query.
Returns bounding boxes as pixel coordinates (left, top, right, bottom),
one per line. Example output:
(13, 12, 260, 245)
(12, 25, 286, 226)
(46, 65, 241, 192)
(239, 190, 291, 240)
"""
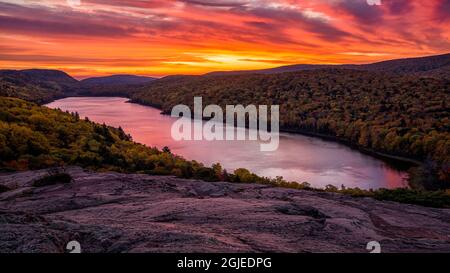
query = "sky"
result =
(0, 0, 449, 79)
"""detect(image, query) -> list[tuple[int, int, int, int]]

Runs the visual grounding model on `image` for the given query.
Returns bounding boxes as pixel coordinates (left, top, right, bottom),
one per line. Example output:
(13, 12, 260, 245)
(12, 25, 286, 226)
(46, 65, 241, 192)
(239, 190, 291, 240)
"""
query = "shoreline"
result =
(279, 128, 421, 167)
(126, 97, 421, 169)
(45, 95, 421, 171)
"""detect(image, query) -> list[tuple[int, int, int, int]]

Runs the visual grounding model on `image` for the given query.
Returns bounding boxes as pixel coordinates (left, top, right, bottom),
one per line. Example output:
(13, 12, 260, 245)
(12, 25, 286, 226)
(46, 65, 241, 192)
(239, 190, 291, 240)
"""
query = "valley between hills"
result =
(0, 53, 449, 252)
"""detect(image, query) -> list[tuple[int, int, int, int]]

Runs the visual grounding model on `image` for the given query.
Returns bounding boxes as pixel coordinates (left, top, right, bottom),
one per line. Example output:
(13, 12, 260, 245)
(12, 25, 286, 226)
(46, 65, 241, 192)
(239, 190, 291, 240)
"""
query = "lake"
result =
(46, 97, 409, 189)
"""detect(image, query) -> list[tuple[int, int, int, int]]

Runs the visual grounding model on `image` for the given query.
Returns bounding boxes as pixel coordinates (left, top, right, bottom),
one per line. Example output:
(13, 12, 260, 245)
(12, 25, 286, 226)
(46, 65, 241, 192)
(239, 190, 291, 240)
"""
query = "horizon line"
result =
(1, 52, 448, 81)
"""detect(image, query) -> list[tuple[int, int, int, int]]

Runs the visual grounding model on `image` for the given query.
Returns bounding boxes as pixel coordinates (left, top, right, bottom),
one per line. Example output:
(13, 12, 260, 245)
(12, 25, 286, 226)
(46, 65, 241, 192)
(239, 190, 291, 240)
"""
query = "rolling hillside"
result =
(78, 75, 157, 97)
(80, 75, 156, 86)
(0, 70, 156, 102)
(0, 69, 79, 103)
(1, 53, 448, 103)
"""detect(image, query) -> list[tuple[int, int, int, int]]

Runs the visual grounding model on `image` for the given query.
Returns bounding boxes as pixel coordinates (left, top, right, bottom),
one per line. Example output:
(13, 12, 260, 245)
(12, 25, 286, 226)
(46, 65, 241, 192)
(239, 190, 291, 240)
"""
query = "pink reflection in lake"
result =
(46, 97, 408, 189)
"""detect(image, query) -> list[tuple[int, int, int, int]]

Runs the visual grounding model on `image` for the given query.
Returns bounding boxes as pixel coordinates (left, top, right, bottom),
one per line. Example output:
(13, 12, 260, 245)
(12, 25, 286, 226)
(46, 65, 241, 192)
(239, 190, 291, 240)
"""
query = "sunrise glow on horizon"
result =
(0, 0, 449, 78)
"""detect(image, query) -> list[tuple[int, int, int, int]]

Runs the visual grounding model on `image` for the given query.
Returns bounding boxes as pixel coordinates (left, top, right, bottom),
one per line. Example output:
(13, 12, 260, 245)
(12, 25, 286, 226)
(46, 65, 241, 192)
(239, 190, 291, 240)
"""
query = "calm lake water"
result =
(46, 97, 408, 189)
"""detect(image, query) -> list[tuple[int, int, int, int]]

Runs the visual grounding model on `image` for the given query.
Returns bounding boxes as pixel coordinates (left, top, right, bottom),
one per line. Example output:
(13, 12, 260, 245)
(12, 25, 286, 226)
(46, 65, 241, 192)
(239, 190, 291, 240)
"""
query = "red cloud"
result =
(0, 0, 448, 77)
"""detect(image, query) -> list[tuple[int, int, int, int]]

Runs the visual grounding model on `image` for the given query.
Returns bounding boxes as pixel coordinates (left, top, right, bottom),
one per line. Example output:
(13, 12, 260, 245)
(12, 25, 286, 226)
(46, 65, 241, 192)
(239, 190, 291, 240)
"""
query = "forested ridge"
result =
(130, 69, 450, 189)
(0, 70, 152, 102)
(0, 69, 79, 103)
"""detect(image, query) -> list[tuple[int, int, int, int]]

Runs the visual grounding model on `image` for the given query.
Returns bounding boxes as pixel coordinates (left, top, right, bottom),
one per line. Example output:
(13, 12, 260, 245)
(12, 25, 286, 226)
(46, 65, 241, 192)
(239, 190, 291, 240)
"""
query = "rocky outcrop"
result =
(0, 167, 449, 253)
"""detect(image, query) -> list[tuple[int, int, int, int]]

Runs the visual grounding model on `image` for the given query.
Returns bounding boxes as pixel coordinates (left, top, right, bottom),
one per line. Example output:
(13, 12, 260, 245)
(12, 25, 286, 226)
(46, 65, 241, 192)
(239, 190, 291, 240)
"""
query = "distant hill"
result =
(206, 53, 450, 77)
(0, 70, 156, 102)
(0, 69, 79, 103)
(0, 69, 78, 87)
(206, 64, 338, 76)
(80, 74, 156, 86)
(359, 53, 450, 75)
(78, 75, 157, 97)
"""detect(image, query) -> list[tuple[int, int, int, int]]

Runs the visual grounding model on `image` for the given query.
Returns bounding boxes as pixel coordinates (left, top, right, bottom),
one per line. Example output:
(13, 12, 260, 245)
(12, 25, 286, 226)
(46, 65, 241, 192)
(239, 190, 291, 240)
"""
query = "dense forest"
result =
(130, 69, 450, 190)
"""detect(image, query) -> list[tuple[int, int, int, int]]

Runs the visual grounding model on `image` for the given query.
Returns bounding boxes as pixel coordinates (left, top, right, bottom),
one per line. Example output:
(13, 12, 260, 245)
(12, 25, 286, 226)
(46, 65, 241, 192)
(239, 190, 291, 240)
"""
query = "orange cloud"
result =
(0, 0, 448, 78)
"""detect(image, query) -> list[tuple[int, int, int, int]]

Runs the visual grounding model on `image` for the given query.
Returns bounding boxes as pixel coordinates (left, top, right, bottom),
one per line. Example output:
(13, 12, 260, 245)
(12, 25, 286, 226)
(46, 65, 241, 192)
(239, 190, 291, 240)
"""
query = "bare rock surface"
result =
(0, 167, 449, 253)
